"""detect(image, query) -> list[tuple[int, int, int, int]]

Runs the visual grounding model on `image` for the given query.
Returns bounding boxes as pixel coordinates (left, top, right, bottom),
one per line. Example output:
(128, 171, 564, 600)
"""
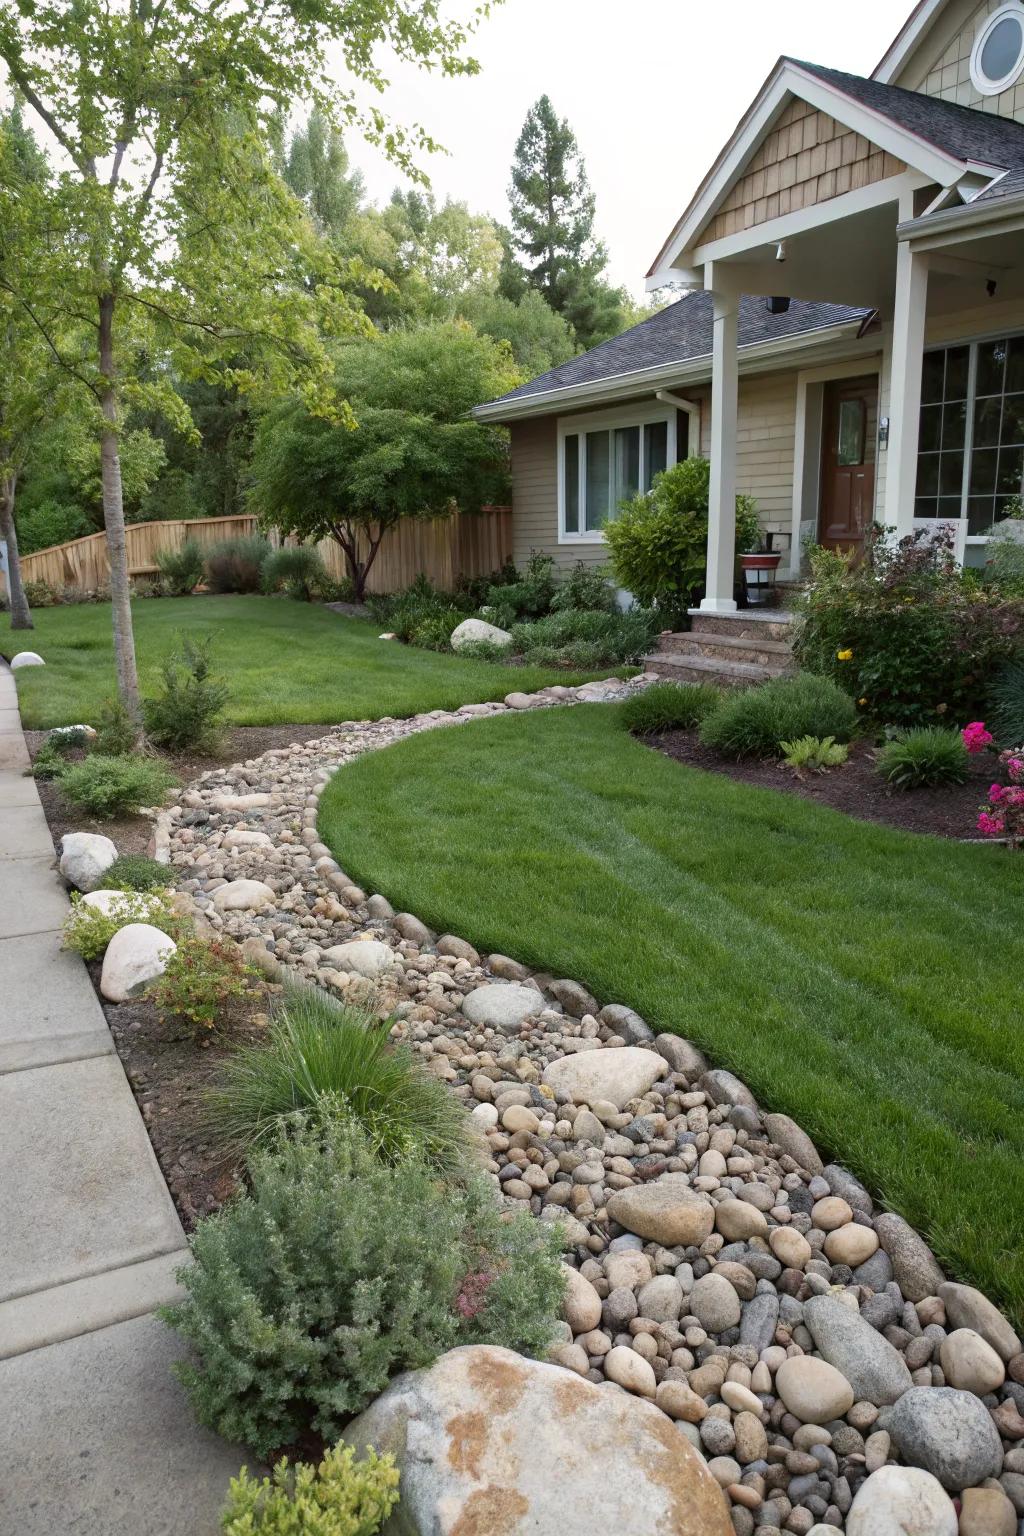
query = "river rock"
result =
(874, 1213, 944, 1302)
(59, 831, 118, 892)
(344, 1345, 733, 1535)
(804, 1294, 912, 1406)
(450, 617, 513, 651)
(764, 1113, 823, 1175)
(690, 1273, 741, 1333)
(211, 878, 276, 912)
(938, 1282, 1021, 1362)
(775, 1356, 855, 1424)
(603, 1344, 656, 1397)
(823, 1165, 873, 1214)
(549, 978, 597, 1017)
(715, 1199, 768, 1240)
(699, 1070, 756, 1110)
(740, 1291, 780, 1352)
(99, 923, 176, 1002)
(637, 1275, 684, 1323)
(654, 1034, 706, 1075)
(958, 1486, 1017, 1536)
(824, 1223, 879, 1267)
(562, 1265, 602, 1333)
(888, 1386, 1004, 1489)
(599, 1004, 653, 1044)
(462, 983, 544, 1031)
(939, 1328, 1006, 1395)
(11, 650, 44, 668)
(606, 1181, 714, 1246)
(542, 1047, 665, 1110)
(321, 939, 397, 978)
(846, 1465, 956, 1536)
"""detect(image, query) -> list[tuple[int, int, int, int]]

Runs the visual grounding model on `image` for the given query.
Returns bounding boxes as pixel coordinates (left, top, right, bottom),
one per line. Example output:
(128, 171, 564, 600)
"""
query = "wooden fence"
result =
(1, 507, 513, 599)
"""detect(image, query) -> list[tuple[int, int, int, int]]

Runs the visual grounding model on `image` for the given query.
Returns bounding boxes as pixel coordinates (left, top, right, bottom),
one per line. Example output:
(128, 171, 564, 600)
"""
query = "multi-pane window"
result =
(561, 414, 676, 537)
(916, 336, 1024, 535)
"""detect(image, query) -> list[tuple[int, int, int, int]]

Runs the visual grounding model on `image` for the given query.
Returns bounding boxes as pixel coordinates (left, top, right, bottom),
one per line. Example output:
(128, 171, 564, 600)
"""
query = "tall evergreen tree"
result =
(284, 109, 365, 239)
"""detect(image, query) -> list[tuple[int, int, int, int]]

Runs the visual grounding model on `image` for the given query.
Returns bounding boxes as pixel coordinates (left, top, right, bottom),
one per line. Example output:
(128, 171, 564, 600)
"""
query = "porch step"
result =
(689, 610, 795, 644)
(643, 652, 790, 688)
(658, 631, 795, 667)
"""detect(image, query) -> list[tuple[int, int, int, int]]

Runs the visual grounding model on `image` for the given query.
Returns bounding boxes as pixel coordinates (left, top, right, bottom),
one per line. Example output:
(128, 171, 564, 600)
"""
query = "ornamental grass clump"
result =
(262, 545, 329, 602)
(699, 673, 858, 760)
(620, 681, 721, 736)
(221, 1445, 399, 1536)
(875, 726, 970, 790)
(204, 983, 470, 1175)
(163, 1118, 565, 1457)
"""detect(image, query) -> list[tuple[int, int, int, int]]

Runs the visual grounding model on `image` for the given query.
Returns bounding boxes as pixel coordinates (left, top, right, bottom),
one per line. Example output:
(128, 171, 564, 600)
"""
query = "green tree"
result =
(251, 323, 515, 599)
(284, 108, 365, 240)
(460, 287, 575, 376)
(0, 0, 484, 719)
(505, 95, 628, 350)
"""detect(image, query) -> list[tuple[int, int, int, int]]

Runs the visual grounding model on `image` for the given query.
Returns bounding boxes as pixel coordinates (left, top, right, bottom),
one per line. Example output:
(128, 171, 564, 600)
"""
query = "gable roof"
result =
(475, 293, 870, 418)
(873, 0, 946, 83)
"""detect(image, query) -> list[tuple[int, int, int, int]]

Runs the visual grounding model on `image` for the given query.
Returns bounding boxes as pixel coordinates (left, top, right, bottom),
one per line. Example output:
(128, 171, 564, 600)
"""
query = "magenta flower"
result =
(962, 721, 994, 754)
(977, 810, 1005, 836)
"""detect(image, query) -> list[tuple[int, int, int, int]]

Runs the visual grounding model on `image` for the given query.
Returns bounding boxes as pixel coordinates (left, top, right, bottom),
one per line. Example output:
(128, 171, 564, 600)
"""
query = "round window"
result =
(971, 4, 1024, 95)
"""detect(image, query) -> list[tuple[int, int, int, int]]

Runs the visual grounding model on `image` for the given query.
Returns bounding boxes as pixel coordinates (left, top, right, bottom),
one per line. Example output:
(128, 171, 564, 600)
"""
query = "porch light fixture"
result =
(970, 3, 1024, 95)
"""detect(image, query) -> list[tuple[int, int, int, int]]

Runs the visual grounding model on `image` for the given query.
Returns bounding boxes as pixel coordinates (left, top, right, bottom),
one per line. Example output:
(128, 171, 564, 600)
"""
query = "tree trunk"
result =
(98, 293, 141, 720)
(0, 474, 33, 630)
(330, 520, 387, 603)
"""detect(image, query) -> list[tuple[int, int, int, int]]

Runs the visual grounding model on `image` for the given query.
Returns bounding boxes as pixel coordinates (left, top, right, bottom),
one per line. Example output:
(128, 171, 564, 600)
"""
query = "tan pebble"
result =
(549, 1342, 590, 1376)
(604, 1344, 656, 1397)
(502, 1178, 532, 1200)
(715, 1199, 769, 1241)
(578, 1328, 611, 1356)
(655, 1379, 708, 1422)
(823, 1223, 879, 1267)
(501, 1104, 539, 1133)
(561, 1264, 602, 1334)
(633, 1332, 658, 1361)
(721, 1381, 763, 1416)
(751, 1362, 773, 1394)
(811, 1196, 853, 1231)
(727, 1484, 762, 1511)
(733, 1409, 769, 1464)
(769, 1228, 812, 1268)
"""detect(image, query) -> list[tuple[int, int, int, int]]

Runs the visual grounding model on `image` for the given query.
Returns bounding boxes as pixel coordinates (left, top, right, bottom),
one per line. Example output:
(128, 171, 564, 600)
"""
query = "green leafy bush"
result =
(94, 696, 140, 756)
(148, 934, 256, 1030)
(205, 985, 470, 1174)
(620, 681, 721, 735)
(30, 732, 80, 779)
(992, 655, 1024, 746)
(793, 527, 1024, 726)
(371, 576, 472, 644)
(604, 458, 760, 625)
(15, 499, 91, 555)
(59, 754, 177, 818)
(22, 578, 60, 607)
(163, 1119, 565, 1457)
(262, 545, 329, 602)
(221, 1445, 399, 1536)
(511, 607, 657, 667)
(876, 726, 970, 790)
(983, 520, 1024, 599)
(549, 561, 618, 614)
(779, 734, 849, 777)
(485, 550, 558, 621)
(143, 638, 228, 753)
(700, 673, 858, 760)
(205, 535, 271, 594)
(156, 539, 206, 597)
(409, 608, 464, 651)
(62, 890, 180, 961)
(103, 853, 173, 892)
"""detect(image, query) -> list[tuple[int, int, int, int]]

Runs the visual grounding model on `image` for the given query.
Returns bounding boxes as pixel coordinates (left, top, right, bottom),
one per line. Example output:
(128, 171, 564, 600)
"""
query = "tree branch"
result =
(2, 58, 90, 176)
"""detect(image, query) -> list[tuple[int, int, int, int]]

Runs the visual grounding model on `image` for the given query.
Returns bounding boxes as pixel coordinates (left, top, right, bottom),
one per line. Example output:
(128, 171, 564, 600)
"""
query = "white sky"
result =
(345, 0, 906, 298)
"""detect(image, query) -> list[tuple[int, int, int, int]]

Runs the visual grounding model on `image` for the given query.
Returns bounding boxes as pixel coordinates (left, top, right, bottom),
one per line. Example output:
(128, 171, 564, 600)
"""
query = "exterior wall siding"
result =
(903, 0, 1024, 121)
(703, 100, 906, 244)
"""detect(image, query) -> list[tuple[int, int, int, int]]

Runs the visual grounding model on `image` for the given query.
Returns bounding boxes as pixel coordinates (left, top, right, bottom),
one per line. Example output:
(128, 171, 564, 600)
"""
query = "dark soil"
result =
(651, 730, 994, 839)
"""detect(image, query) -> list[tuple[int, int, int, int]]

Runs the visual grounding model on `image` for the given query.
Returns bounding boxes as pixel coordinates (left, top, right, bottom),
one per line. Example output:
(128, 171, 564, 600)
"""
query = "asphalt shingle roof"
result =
(483, 293, 870, 408)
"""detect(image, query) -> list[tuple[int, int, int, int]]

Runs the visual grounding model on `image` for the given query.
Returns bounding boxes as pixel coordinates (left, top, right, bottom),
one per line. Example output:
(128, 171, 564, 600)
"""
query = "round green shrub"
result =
(875, 726, 970, 790)
(620, 681, 721, 735)
(58, 754, 177, 818)
(103, 853, 174, 891)
(261, 545, 329, 602)
(699, 673, 858, 759)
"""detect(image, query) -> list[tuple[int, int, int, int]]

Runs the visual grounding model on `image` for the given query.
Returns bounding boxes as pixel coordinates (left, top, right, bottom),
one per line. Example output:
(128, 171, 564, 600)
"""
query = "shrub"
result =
(620, 681, 721, 735)
(103, 853, 173, 892)
(372, 576, 471, 644)
(793, 527, 1024, 727)
(992, 656, 1024, 746)
(550, 561, 618, 614)
(262, 545, 329, 602)
(983, 520, 1024, 599)
(156, 539, 206, 597)
(409, 607, 464, 651)
(511, 607, 657, 667)
(205, 535, 270, 594)
(221, 1445, 399, 1536)
(205, 985, 470, 1174)
(62, 890, 180, 961)
(94, 696, 141, 756)
(876, 726, 970, 790)
(486, 551, 558, 620)
(15, 499, 91, 555)
(779, 734, 849, 778)
(604, 458, 760, 625)
(977, 747, 1024, 844)
(30, 734, 78, 779)
(22, 578, 60, 608)
(148, 934, 256, 1030)
(59, 754, 177, 818)
(163, 1119, 565, 1457)
(700, 673, 858, 760)
(143, 638, 228, 753)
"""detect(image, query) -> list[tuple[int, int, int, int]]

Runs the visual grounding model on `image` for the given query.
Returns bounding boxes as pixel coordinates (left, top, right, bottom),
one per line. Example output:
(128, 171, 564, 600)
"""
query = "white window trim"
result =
(970, 2, 1024, 95)
(557, 402, 680, 544)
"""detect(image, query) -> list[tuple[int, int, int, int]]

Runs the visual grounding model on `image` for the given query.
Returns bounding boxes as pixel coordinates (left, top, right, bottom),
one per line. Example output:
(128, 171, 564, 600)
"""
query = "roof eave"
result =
(897, 187, 1024, 238)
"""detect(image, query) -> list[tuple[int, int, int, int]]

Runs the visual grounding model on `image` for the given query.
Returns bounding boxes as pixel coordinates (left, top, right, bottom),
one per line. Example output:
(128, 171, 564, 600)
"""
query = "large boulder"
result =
(321, 939, 397, 979)
(211, 878, 276, 912)
(60, 831, 118, 892)
(461, 983, 544, 1032)
(888, 1386, 1004, 1489)
(450, 617, 513, 653)
(606, 1179, 714, 1247)
(10, 650, 44, 669)
(345, 1345, 732, 1536)
(99, 923, 176, 1002)
(804, 1294, 912, 1406)
(846, 1465, 956, 1536)
(542, 1047, 664, 1110)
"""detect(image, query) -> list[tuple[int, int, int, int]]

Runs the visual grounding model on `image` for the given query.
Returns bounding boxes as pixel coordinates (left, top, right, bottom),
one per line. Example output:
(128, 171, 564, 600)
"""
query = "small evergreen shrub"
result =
(205, 985, 471, 1174)
(779, 734, 849, 778)
(700, 673, 858, 759)
(511, 607, 657, 667)
(143, 638, 228, 753)
(29, 741, 70, 780)
(103, 853, 173, 891)
(23, 578, 61, 607)
(992, 655, 1024, 746)
(94, 696, 140, 757)
(156, 540, 206, 597)
(485, 551, 558, 620)
(876, 726, 970, 790)
(205, 535, 271, 594)
(621, 681, 721, 735)
(550, 561, 618, 614)
(164, 1119, 566, 1457)
(262, 545, 329, 602)
(221, 1445, 399, 1536)
(148, 934, 256, 1030)
(59, 754, 177, 818)
(62, 890, 180, 961)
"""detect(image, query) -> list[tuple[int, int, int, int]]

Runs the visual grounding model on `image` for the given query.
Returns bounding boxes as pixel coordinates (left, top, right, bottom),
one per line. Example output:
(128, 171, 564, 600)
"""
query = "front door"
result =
(818, 376, 878, 558)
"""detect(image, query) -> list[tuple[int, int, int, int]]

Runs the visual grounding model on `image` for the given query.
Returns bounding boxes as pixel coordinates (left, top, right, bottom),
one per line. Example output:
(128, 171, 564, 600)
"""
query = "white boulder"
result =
(846, 1466, 957, 1536)
(450, 617, 513, 652)
(461, 982, 545, 1031)
(542, 1047, 665, 1110)
(320, 939, 397, 979)
(59, 832, 118, 892)
(10, 651, 44, 669)
(211, 879, 276, 912)
(100, 923, 176, 1002)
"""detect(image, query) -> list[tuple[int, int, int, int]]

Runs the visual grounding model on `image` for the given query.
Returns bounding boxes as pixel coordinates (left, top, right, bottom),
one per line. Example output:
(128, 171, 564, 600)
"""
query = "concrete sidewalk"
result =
(0, 661, 247, 1533)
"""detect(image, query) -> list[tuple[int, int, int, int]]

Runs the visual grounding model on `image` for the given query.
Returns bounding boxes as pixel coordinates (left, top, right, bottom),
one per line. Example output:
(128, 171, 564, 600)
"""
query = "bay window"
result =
(559, 406, 680, 540)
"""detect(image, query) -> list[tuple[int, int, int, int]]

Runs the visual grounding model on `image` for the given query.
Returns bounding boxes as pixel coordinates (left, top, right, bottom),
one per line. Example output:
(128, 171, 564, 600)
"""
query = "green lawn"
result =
(318, 704, 1024, 1325)
(5, 596, 616, 730)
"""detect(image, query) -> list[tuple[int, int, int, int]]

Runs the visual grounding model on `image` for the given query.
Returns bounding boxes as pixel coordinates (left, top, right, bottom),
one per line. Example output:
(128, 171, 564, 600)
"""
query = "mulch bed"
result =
(650, 730, 995, 840)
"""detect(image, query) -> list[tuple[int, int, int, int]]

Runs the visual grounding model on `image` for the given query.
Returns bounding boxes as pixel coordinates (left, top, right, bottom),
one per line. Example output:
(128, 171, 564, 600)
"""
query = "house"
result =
(475, 0, 1024, 648)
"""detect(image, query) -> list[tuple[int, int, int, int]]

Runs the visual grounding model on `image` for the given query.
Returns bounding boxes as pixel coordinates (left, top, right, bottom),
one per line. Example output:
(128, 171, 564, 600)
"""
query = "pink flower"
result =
(962, 722, 994, 754)
(977, 810, 1005, 836)
(990, 783, 1005, 804)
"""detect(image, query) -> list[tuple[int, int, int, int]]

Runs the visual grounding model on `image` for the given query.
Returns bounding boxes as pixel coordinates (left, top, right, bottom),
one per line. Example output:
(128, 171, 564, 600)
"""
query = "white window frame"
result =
(556, 402, 681, 544)
(970, 2, 1024, 95)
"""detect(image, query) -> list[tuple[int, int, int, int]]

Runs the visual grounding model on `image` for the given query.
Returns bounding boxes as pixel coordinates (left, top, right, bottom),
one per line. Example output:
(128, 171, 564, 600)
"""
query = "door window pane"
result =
(974, 396, 1002, 449)
(1006, 337, 1024, 395)
(613, 426, 640, 513)
(944, 346, 970, 401)
(585, 431, 610, 532)
(1001, 394, 1024, 446)
(919, 404, 942, 453)
(837, 400, 865, 465)
(563, 434, 580, 534)
(916, 454, 940, 498)
(644, 421, 669, 488)
(942, 401, 966, 451)
(940, 453, 965, 497)
(921, 350, 945, 405)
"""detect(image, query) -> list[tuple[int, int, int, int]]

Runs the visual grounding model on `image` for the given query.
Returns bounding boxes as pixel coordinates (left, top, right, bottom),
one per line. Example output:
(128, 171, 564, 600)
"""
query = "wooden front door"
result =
(818, 376, 878, 558)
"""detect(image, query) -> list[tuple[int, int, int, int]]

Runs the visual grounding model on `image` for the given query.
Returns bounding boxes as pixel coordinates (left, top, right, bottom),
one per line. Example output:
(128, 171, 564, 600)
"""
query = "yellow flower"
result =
(858, 697, 868, 707)
(837, 648, 853, 662)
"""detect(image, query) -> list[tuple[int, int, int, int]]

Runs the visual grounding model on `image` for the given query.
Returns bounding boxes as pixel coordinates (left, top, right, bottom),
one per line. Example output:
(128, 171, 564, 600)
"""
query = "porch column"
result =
(883, 243, 929, 537)
(701, 287, 740, 612)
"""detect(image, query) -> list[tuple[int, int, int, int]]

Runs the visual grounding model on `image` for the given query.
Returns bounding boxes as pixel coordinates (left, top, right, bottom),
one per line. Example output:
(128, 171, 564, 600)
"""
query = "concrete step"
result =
(643, 652, 789, 688)
(689, 611, 795, 643)
(657, 631, 794, 667)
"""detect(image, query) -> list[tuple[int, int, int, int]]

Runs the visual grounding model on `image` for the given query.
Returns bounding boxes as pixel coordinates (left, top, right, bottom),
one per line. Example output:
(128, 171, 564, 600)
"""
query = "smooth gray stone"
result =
(875, 1212, 945, 1303)
(889, 1386, 1004, 1490)
(740, 1290, 780, 1351)
(823, 1164, 873, 1214)
(804, 1294, 913, 1406)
